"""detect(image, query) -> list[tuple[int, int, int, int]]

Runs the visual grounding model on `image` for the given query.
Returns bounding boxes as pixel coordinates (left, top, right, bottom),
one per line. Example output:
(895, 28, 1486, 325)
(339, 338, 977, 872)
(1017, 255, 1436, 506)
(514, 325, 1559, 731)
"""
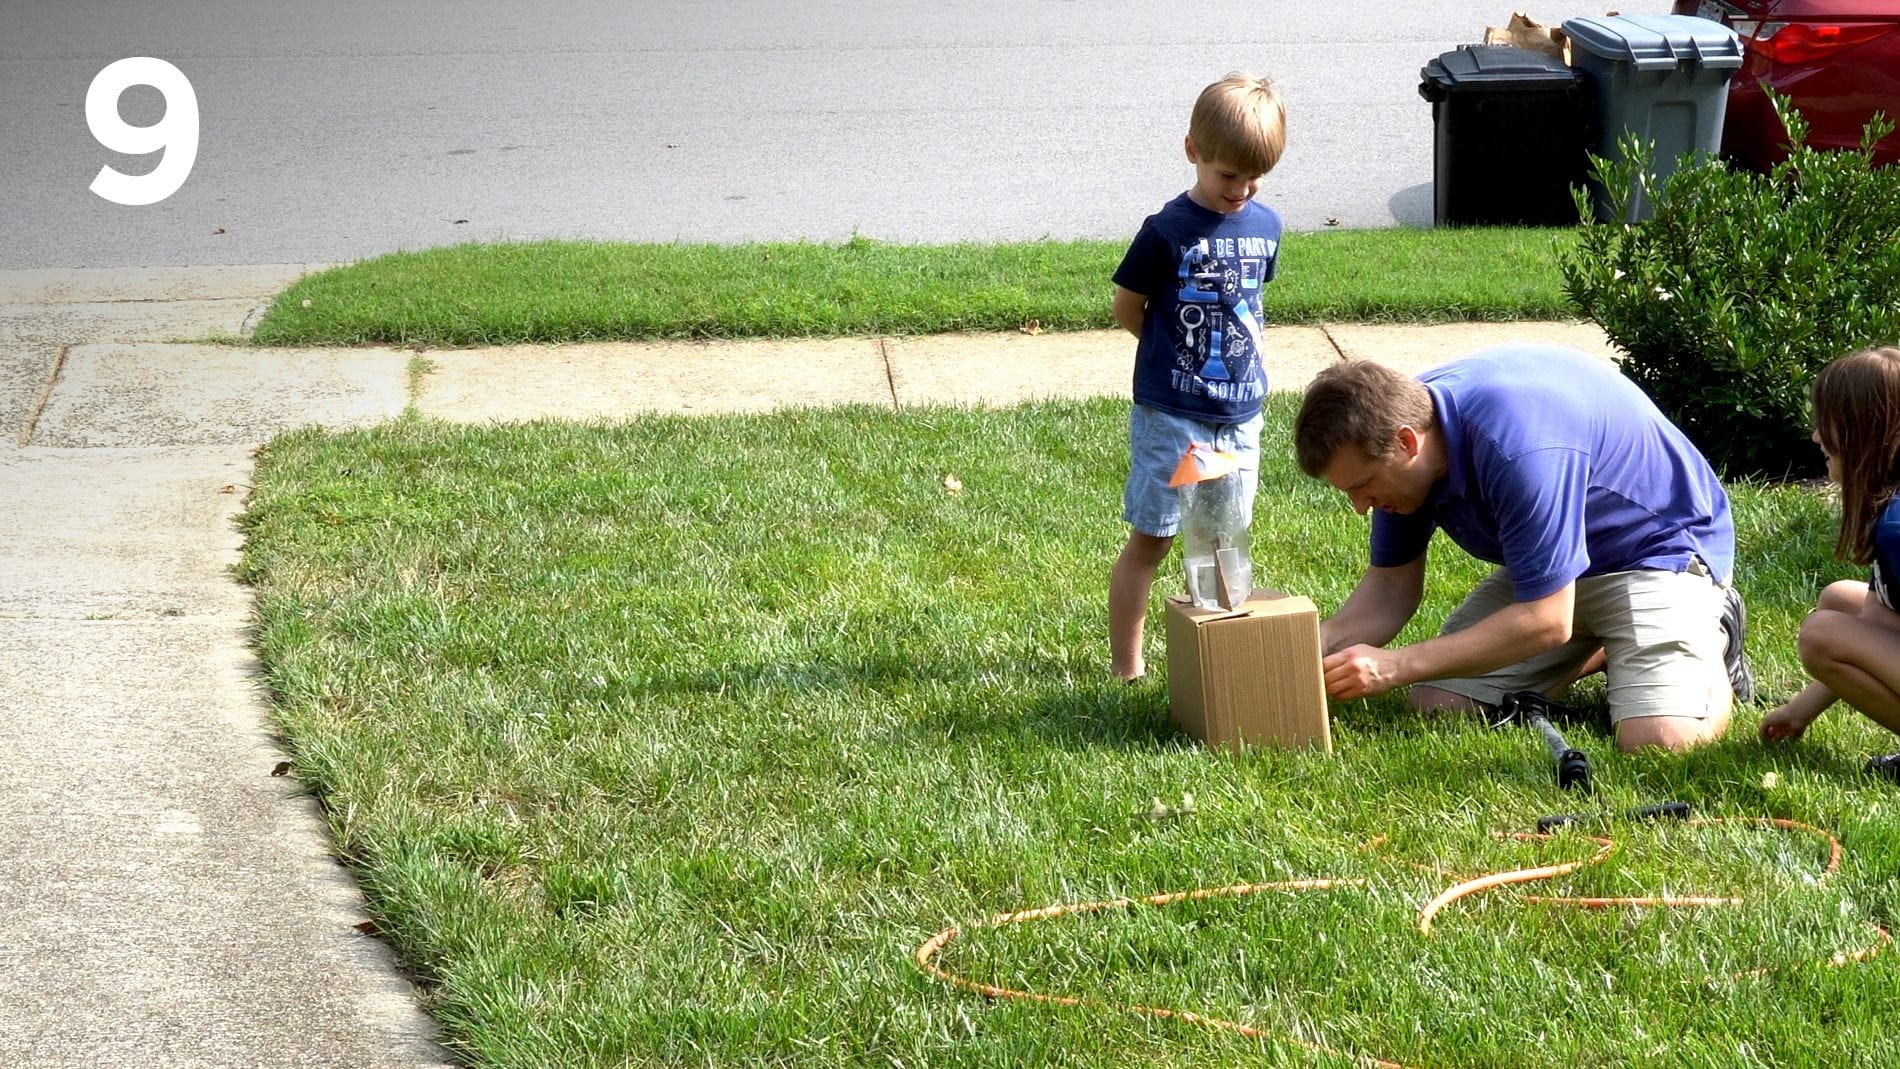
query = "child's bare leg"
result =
(1109, 532, 1173, 680)
(1762, 581, 1876, 742)
(1818, 579, 1871, 615)
(1799, 592, 1900, 736)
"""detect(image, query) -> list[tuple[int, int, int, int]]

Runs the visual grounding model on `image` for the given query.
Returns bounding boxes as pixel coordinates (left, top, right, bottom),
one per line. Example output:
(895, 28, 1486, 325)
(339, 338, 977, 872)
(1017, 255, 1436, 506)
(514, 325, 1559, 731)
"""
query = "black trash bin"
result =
(1419, 45, 1595, 226)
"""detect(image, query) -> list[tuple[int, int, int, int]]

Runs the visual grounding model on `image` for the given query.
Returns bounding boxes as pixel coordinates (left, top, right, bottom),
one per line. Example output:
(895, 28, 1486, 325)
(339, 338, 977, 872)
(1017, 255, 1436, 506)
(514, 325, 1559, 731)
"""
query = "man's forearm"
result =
(1320, 599, 1411, 655)
(1390, 594, 1573, 688)
(1320, 562, 1425, 655)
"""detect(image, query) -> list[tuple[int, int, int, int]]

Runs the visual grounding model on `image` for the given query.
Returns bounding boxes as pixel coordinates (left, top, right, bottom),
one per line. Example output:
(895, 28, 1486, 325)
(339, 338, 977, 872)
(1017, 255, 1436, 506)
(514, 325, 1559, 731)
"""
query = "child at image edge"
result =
(1760, 345, 1900, 780)
(1109, 72, 1286, 681)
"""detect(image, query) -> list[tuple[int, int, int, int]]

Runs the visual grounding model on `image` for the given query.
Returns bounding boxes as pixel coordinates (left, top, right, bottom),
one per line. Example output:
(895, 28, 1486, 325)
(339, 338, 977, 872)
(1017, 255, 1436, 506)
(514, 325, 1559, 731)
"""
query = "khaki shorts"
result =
(1428, 565, 1731, 724)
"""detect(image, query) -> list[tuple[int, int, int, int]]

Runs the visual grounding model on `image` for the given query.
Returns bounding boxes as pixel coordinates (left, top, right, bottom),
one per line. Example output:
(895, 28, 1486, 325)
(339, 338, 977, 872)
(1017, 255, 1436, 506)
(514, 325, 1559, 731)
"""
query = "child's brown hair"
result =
(1188, 72, 1286, 176)
(1813, 346, 1900, 564)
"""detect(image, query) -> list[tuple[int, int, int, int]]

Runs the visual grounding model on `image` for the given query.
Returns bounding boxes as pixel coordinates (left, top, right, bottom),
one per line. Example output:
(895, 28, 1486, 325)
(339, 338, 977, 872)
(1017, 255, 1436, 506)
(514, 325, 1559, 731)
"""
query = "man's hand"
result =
(1322, 644, 1405, 700)
(1321, 583, 1575, 703)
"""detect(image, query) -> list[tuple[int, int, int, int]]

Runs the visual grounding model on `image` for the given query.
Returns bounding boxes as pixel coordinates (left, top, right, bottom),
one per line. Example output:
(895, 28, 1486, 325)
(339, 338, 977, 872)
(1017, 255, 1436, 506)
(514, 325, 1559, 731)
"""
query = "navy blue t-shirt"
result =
(1370, 345, 1736, 600)
(1870, 496, 1900, 611)
(1113, 193, 1282, 423)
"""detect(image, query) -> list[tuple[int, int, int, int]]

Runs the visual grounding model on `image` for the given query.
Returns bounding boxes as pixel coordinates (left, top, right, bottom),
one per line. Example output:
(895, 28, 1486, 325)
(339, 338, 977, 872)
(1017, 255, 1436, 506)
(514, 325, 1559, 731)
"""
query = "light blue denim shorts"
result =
(1123, 404, 1263, 538)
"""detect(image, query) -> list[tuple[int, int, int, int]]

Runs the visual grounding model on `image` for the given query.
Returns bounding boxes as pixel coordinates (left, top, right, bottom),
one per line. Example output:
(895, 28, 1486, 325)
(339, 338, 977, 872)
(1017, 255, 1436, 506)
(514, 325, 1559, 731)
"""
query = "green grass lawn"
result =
(249, 228, 1582, 347)
(241, 395, 1900, 1069)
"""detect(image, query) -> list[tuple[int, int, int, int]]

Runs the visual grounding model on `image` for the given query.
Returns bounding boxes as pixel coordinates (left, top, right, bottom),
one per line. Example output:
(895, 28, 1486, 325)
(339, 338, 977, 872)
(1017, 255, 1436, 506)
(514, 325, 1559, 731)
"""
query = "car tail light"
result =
(1748, 21, 1897, 65)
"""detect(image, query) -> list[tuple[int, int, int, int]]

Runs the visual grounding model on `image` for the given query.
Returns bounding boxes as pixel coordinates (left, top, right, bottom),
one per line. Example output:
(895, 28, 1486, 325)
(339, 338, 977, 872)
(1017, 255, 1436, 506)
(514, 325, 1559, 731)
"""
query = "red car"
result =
(1674, 1, 1900, 169)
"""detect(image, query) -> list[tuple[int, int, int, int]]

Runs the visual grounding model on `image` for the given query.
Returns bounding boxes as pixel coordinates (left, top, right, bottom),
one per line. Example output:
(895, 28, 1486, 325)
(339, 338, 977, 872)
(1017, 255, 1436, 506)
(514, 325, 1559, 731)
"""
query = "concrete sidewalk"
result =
(0, 264, 1619, 1067)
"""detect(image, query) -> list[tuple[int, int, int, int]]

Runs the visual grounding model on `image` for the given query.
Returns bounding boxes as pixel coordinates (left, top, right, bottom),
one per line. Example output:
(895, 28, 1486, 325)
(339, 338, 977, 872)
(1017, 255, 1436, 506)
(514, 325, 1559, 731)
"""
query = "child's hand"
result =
(1759, 703, 1818, 743)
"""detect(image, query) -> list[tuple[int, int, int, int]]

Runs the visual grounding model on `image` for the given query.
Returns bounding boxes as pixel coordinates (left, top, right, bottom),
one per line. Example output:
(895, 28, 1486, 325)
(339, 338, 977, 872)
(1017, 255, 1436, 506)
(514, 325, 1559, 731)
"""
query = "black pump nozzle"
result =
(1499, 691, 1593, 793)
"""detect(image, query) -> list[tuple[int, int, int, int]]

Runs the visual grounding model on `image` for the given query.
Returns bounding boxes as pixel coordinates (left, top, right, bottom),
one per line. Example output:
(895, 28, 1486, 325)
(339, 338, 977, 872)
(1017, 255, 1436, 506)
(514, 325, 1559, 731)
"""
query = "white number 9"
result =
(86, 57, 199, 206)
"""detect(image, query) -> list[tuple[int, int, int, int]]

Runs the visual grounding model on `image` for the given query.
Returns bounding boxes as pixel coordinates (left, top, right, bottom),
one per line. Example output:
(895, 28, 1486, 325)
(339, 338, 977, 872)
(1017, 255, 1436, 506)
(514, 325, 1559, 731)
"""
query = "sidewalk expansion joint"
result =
(1318, 324, 1348, 364)
(0, 613, 242, 624)
(18, 343, 69, 447)
(876, 337, 900, 411)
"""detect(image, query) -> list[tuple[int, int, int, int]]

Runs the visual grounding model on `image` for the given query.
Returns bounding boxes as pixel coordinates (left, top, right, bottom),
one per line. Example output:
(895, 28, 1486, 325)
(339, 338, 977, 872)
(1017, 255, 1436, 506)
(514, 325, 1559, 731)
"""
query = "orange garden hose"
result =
(913, 817, 1890, 1068)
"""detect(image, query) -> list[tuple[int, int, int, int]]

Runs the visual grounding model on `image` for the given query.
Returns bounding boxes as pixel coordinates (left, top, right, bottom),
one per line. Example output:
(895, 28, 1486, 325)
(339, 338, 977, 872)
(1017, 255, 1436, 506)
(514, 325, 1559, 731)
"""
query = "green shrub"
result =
(1560, 97, 1900, 478)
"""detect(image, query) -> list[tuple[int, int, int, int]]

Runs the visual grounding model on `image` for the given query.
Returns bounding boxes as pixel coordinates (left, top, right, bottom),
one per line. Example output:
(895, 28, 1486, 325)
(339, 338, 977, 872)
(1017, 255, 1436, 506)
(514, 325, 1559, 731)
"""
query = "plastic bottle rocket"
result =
(1168, 442, 1253, 610)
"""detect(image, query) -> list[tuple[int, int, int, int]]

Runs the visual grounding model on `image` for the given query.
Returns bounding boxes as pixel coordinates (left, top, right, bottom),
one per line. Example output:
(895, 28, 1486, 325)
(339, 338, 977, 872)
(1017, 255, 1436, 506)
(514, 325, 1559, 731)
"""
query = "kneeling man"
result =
(1294, 345, 1751, 752)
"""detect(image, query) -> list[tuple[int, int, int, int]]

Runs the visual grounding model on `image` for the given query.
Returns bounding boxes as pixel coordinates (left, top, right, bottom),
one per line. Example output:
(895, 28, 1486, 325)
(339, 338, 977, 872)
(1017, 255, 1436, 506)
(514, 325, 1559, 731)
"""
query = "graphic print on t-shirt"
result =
(1169, 235, 1274, 404)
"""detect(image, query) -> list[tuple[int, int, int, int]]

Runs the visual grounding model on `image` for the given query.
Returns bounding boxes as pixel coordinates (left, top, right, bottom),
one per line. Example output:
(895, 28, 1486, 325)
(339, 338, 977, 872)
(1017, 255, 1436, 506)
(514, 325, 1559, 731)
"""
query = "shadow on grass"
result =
(1625, 725, 1878, 797)
(906, 674, 1181, 753)
(637, 649, 1183, 753)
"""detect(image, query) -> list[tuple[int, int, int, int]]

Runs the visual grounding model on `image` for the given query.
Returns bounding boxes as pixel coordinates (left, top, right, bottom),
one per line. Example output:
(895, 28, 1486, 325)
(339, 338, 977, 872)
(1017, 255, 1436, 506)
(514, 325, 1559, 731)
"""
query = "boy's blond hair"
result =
(1188, 72, 1287, 175)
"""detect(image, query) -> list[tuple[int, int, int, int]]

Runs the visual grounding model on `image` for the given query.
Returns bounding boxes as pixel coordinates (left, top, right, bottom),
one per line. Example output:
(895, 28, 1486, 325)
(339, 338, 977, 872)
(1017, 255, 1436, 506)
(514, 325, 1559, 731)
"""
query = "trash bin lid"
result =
(1419, 45, 1579, 100)
(1561, 14, 1743, 71)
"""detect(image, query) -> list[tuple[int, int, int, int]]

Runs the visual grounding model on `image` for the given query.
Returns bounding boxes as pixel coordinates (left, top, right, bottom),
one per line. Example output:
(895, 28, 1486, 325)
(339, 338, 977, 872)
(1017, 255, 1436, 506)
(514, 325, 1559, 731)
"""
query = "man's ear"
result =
(1395, 425, 1421, 460)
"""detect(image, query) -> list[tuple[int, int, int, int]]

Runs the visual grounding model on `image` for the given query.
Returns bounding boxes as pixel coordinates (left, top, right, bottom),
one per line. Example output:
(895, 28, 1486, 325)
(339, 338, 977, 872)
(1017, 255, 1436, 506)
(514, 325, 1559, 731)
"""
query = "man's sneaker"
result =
(1865, 753, 1900, 784)
(1721, 585, 1756, 705)
(1498, 690, 1611, 733)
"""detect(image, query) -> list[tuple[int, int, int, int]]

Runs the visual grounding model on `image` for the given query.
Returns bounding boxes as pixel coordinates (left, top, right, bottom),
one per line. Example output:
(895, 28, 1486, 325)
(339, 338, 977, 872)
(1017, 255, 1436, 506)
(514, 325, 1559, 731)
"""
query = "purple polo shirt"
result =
(1369, 345, 1734, 601)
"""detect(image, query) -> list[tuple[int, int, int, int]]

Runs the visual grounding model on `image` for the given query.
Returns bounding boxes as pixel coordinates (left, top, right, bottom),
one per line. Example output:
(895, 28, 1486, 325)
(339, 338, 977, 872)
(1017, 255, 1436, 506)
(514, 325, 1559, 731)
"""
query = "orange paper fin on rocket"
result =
(1167, 442, 1243, 488)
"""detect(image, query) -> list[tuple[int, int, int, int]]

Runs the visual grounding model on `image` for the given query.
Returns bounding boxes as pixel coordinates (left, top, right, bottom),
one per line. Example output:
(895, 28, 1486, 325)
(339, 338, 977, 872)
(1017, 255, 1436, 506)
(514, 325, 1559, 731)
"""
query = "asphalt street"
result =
(3, 0, 1668, 268)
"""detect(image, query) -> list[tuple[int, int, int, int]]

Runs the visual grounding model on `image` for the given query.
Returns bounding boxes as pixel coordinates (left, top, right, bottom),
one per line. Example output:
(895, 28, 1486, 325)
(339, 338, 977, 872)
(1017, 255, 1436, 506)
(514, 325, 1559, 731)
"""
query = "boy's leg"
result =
(1109, 406, 1261, 680)
(1110, 531, 1174, 680)
(1580, 568, 1731, 753)
(1113, 404, 1188, 680)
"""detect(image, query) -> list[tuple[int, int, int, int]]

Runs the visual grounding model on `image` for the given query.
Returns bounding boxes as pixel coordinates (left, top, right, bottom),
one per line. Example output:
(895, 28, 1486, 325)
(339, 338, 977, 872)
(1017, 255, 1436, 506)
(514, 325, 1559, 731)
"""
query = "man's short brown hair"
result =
(1294, 359, 1436, 477)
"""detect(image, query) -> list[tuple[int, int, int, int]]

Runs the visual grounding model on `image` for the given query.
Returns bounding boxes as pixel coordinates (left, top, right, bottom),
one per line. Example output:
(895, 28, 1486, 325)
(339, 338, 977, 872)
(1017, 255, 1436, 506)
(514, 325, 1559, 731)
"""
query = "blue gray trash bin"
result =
(1561, 14, 1744, 221)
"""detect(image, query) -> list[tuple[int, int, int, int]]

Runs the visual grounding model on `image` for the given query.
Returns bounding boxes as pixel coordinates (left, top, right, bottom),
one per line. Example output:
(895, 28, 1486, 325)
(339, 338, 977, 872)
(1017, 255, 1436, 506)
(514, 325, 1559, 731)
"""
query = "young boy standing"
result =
(1109, 72, 1286, 681)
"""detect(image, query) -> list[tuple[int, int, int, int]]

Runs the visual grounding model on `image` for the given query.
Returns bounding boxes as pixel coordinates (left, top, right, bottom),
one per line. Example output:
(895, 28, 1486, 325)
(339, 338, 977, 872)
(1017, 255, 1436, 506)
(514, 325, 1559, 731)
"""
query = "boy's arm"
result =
(1112, 285, 1146, 337)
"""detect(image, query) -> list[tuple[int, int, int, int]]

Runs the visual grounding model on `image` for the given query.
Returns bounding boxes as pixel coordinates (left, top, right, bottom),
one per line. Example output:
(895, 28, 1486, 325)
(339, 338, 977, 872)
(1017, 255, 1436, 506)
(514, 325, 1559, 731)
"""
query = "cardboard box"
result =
(1164, 588, 1331, 753)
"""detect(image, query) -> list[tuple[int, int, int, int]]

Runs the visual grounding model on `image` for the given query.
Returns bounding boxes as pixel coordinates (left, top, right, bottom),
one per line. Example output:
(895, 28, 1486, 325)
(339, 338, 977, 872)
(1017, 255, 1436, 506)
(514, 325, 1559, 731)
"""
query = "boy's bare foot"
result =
(1759, 703, 1820, 743)
(1111, 662, 1145, 684)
